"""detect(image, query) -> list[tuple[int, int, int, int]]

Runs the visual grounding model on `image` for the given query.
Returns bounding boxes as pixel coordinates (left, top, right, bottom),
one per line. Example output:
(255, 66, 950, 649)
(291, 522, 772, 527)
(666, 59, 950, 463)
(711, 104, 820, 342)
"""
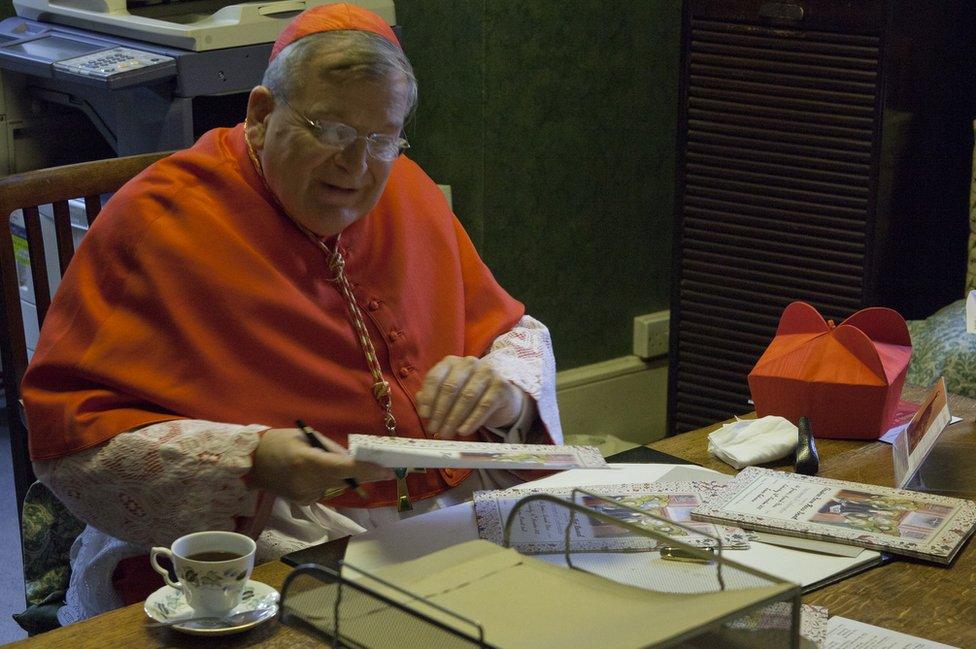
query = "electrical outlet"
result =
(633, 311, 670, 359)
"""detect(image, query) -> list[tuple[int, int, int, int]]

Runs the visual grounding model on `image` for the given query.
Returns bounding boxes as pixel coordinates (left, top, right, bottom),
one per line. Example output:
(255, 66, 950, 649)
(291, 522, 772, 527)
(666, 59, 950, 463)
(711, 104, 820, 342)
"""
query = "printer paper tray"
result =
(13, 0, 394, 51)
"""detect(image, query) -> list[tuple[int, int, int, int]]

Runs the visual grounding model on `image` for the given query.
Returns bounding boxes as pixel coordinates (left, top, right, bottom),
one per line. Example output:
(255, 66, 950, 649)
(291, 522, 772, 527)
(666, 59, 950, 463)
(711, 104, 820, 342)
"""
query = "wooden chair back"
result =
(0, 152, 169, 517)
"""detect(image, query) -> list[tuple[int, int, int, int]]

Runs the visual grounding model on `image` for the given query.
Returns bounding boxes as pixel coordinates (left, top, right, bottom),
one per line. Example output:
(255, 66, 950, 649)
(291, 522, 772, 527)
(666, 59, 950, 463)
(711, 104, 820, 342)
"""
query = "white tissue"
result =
(707, 416, 798, 470)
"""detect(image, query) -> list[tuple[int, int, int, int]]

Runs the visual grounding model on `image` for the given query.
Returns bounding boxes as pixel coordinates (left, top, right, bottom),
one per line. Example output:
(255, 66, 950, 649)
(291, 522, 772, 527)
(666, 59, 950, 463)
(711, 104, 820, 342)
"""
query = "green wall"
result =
(397, 0, 680, 369)
(0, 0, 680, 370)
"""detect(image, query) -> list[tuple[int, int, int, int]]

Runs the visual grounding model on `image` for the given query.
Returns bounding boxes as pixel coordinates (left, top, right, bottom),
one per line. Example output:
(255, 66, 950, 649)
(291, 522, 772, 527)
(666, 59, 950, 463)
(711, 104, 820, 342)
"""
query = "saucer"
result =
(144, 579, 279, 636)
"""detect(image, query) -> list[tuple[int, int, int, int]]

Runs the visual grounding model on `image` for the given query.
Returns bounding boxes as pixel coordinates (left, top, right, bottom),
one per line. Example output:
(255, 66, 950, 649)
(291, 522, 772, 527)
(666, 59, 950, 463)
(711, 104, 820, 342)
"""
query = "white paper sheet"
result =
(345, 463, 881, 591)
(825, 616, 958, 648)
(344, 465, 682, 574)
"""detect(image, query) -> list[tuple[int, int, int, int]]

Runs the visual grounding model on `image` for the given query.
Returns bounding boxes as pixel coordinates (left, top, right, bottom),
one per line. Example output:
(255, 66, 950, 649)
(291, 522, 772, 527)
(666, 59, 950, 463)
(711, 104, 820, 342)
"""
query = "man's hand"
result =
(250, 428, 393, 504)
(416, 355, 526, 438)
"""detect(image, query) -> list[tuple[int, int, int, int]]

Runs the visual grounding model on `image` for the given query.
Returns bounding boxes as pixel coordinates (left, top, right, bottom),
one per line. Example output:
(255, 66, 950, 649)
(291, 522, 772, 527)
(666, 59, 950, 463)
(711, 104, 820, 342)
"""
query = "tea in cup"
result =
(150, 531, 256, 616)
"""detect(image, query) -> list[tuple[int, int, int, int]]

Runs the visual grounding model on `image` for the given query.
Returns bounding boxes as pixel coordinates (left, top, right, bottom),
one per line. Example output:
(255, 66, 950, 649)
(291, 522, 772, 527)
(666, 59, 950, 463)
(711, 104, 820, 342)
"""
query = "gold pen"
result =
(660, 546, 715, 564)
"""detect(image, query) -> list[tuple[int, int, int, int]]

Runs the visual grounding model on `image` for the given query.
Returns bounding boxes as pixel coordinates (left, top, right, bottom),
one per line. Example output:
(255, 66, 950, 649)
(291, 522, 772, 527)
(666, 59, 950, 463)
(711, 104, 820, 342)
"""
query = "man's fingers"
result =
(254, 428, 398, 505)
(349, 462, 397, 484)
(439, 368, 493, 438)
(426, 360, 472, 434)
(456, 379, 506, 436)
(416, 356, 524, 438)
(305, 428, 350, 455)
(302, 446, 393, 483)
(416, 357, 454, 418)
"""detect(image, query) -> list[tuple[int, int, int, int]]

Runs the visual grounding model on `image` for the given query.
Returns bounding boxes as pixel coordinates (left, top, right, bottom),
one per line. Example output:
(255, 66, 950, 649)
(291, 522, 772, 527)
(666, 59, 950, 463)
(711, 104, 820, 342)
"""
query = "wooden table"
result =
(7, 560, 311, 649)
(12, 389, 976, 648)
(652, 388, 976, 647)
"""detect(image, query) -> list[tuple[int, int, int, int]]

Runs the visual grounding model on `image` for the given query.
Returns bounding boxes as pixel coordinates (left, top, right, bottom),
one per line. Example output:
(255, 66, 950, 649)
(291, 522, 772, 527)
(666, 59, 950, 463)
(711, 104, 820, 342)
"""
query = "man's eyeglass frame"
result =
(277, 96, 410, 162)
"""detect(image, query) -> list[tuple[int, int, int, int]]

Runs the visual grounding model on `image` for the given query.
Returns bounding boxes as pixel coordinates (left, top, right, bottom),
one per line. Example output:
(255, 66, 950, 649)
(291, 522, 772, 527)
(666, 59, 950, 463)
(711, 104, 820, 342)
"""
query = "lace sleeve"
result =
(482, 314, 563, 444)
(33, 419, 267, 547)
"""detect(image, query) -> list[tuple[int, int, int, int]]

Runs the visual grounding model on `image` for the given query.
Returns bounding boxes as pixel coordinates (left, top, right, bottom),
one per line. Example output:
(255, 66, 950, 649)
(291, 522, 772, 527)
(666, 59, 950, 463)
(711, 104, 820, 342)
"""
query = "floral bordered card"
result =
(691, 466, 976, 565)
(474, 481, 750, 554)
(348, 435, 607, 470)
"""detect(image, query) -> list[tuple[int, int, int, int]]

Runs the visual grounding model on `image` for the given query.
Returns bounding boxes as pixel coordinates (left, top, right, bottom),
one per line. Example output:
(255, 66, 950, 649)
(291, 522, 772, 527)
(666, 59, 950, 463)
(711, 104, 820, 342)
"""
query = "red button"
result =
(367, 299, 381, 311)
(398, 366, 412, 378)
(388, 329, 403, 342)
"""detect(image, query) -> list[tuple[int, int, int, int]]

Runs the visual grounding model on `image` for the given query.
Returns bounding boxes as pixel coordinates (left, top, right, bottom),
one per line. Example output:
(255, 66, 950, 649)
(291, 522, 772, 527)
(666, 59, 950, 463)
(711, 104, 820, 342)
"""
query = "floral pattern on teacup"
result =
(148, 584, 259, 621)
(179, 566, 249, 588)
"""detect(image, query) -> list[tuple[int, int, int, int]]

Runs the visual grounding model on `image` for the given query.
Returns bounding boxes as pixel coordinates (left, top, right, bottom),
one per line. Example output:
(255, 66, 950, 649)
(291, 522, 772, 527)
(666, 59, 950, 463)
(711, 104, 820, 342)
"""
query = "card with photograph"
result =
(692, 466, 976, 564)
(893, 378, 951, 488)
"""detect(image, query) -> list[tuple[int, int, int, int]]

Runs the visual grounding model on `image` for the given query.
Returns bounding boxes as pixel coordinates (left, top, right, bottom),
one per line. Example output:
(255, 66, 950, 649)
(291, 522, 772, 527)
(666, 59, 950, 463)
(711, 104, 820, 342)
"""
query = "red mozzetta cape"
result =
(22, 124, 525, 508)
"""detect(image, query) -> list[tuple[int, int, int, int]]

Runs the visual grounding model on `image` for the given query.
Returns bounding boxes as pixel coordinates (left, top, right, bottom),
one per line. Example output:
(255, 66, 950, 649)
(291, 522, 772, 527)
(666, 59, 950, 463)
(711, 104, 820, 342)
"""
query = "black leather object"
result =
(794, 416, 820, 475)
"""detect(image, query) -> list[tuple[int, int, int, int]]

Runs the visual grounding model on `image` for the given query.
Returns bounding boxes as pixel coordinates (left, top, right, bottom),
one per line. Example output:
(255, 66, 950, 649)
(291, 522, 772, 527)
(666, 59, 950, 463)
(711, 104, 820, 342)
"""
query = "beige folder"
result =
(283, 539, 799, 649)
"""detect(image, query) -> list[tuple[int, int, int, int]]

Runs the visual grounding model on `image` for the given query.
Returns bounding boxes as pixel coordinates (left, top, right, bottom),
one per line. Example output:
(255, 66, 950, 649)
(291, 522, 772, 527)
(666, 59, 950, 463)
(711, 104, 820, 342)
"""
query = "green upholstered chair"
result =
(12, 483, 86, 635)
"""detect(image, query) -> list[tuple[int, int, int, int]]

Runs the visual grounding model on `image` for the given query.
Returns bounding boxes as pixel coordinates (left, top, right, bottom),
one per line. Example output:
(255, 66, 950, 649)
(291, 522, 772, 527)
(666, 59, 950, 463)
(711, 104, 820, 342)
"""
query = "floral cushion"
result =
(907, 299, 976, 398)
(12, 482, 85, 635)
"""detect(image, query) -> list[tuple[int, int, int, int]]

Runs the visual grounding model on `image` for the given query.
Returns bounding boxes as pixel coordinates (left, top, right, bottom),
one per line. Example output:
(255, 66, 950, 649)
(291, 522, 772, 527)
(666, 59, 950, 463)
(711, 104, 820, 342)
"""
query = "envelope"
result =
(747, 301, 913, 439)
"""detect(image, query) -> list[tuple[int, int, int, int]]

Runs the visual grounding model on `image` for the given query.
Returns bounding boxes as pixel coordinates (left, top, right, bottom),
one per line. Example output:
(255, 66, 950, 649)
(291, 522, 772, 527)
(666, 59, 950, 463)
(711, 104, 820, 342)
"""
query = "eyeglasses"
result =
(277, 97, 410, 162)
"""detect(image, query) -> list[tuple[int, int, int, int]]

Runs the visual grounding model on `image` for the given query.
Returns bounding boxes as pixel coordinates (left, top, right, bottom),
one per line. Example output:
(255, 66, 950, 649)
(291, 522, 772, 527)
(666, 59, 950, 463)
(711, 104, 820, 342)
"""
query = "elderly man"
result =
(22, 3, 561, 623)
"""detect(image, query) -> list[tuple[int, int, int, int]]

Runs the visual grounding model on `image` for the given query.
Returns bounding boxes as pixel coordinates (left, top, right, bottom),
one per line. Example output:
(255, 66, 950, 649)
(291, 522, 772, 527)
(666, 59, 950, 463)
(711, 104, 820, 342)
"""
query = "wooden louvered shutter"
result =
(669, 1, 886, 434)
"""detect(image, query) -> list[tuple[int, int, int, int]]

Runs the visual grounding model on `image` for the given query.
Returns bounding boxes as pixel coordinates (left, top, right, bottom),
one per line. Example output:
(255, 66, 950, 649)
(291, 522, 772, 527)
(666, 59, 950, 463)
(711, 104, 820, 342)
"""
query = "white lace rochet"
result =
(35, 315, 561, 624)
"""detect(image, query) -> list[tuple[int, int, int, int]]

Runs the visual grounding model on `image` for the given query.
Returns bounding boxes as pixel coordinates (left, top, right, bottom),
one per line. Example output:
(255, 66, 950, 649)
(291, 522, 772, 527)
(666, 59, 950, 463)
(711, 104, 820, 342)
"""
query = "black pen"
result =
(295, 419, 367, 499)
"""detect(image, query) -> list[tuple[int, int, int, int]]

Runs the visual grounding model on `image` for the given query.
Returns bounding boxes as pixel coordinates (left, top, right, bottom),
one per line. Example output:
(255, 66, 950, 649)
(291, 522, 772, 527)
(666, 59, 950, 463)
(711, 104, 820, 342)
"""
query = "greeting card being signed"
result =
(348, 435, 607, 471)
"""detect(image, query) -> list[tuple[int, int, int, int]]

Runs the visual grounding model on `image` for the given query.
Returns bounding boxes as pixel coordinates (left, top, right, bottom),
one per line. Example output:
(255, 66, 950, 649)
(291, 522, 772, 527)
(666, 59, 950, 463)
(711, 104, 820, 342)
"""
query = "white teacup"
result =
(150, 531, 256, 617)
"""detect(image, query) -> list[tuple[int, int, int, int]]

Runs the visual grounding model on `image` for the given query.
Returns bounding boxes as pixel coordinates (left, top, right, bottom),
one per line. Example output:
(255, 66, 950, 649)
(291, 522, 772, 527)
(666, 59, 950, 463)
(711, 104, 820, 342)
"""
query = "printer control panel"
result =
(0, 18, 179, 89)
(53, 46, 174, 81)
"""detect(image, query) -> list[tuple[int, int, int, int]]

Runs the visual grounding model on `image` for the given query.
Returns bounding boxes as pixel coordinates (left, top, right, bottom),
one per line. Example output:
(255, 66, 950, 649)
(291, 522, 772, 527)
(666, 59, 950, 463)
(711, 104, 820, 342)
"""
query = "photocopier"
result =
(1, 0, 395, 362)
(0, 0, 395, 155)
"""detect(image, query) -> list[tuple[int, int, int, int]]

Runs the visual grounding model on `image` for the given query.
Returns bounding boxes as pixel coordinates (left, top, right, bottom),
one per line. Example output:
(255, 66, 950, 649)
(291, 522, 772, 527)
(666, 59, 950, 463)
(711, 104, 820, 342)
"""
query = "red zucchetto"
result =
(269, 2, 400, 61)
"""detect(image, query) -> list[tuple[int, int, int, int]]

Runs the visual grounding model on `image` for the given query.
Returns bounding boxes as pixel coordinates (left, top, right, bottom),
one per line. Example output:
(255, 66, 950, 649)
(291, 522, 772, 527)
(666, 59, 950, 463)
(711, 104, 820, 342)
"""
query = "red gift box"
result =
(747, 301, 913, 440)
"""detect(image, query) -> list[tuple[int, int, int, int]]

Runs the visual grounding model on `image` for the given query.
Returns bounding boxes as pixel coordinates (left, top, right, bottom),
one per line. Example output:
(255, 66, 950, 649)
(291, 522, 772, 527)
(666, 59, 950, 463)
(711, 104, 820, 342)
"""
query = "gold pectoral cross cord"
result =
(324, 245, 424, 512)
(245, 127, 421, 513)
